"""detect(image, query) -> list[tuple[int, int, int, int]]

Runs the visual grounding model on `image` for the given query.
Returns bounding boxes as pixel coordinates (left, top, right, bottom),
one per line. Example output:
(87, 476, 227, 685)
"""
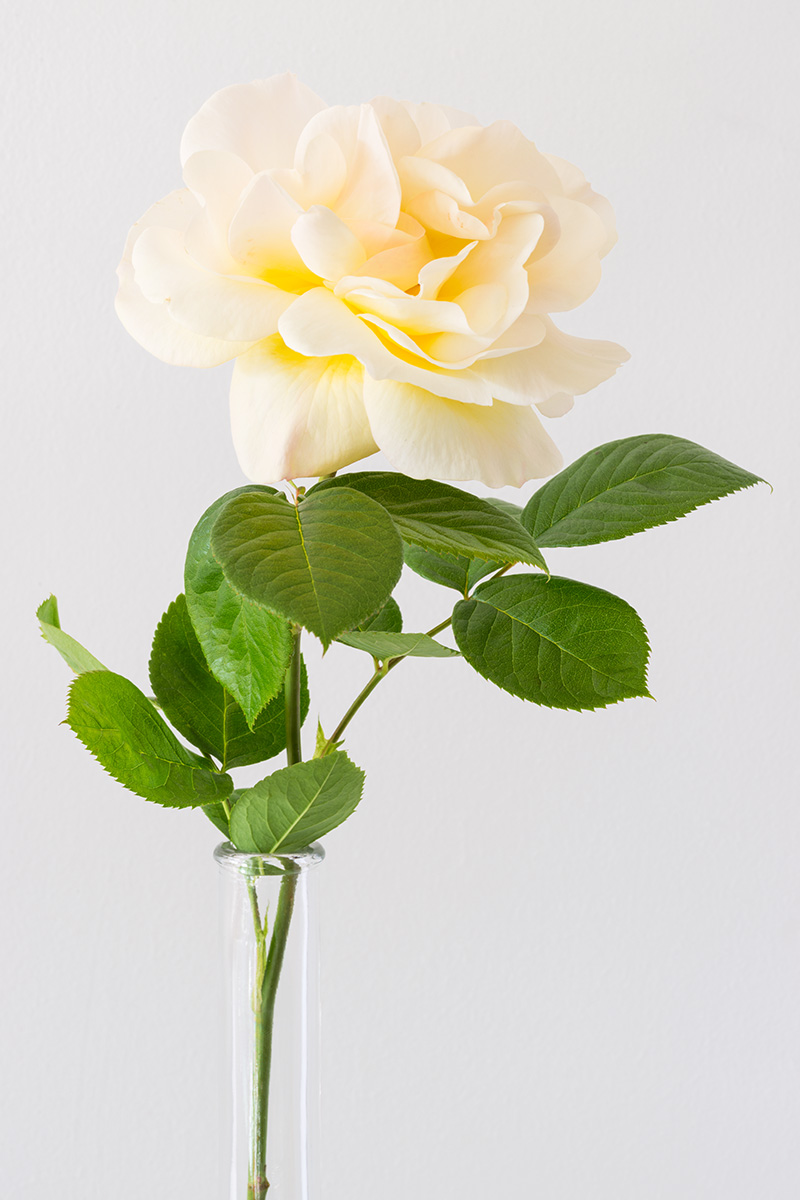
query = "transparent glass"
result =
(215, 842, 324, 1200)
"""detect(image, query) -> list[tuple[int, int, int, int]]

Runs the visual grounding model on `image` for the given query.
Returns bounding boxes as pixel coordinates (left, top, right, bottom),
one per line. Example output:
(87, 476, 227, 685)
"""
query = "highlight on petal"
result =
(131, 224, 292, 342)
(474, 317, 629, 406)
(230, 336, 376, 481)
(294, 104, 401, 228)
(278, 287, 493, 405)
(115, 190, 254, 367)
(180, 73, 326, 171)
(362, 377, 563, 486)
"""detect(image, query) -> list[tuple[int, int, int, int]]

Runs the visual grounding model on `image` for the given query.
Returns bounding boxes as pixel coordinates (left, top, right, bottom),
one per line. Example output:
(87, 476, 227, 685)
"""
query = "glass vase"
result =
(215, 841, 325, 1200)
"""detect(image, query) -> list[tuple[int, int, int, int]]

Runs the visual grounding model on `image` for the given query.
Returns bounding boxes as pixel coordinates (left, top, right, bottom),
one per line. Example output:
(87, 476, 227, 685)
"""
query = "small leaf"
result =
(37, 595, 107, 674)
(66, 671, 233, 806)
(337, 631, 459, 660)
(203, 800, 230, 837)
(356, 595, 403, 633)
(229, 752, 365, 854)
(403, 545, 497, 595)
(522, 434, 764, 547)
(211, 488, 404, 647)
(149, 595, 309, 770)
(185, 488, 293, 727)
(314, 720, 344, 758)
(452, 574, 651, 711)
(314, 472, 547, 570)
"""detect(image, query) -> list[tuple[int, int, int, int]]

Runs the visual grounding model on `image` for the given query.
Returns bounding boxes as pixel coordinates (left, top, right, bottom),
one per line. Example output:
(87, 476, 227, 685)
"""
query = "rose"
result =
(116, 74, 628, 487)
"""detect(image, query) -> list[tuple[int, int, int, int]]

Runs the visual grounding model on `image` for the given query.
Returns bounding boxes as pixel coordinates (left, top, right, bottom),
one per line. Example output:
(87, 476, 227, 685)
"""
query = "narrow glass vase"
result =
(215, 841, 324, 1200)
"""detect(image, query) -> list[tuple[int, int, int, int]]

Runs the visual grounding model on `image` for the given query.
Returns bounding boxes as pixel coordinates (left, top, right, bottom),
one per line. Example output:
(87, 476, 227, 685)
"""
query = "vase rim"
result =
(214, 840, 325, 875)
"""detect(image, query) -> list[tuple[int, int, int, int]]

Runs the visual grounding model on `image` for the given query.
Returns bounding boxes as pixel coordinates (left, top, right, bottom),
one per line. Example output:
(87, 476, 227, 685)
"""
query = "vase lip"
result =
(214, 840, 325, 875)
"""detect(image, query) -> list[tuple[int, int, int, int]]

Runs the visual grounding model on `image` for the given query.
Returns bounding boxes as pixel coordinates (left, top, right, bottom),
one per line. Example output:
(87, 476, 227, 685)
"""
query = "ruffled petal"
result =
(115, 190, 254, 367)
(131, 224, 292, 342)
(230, 336, 376, 481)
(294, 104, 401, 228)
(362, 377, 562, 486)
(180, 74, 326, 171)
(291, 205, 367, 281)
(278, 288, 493, 405)
(545, 153, 617, 257)
(474, 317, 629, 404)
(525, 197, 609, 313)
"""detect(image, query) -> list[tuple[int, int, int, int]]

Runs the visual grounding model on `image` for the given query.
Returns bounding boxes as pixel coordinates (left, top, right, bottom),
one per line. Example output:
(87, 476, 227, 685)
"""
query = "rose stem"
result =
(248, 625, 303, 1199)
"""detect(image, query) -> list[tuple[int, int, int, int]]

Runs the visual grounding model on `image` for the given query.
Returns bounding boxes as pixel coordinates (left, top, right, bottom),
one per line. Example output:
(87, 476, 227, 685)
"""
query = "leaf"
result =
(337, 631, 460, 660)
(522, 434, 764, 548)
(149, 595, 310, 770)
(37, 595, 107, 674)
(203, 800, 231, 837)
(403, 544, 497, 596)
(356, 595, 403, 633)
(66, 671, 233, 806)
(229, 752, 365, 854)
(314, 472, 547, 571)
(211, 488, 404, 648)
(184, 487, 293, 727)
(452, 574, 651, 711)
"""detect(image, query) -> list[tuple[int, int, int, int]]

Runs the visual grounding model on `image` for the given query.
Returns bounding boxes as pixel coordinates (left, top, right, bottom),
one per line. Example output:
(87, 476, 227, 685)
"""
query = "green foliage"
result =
(314, 472, 547, 570)
(184, 487, 293, 728)
(211, 488, 404, 647)
(37, 596, 107, 674)
(149, 595, 309, 770)
(229, 752, 365, 854)
(66, 671, 233, 806)
(522, 434, 763, 547)
(402, 544, 497, 596)
(356, 595, 403, 633)
(452, 574, 651, 711)
(337, 631, 459, 660)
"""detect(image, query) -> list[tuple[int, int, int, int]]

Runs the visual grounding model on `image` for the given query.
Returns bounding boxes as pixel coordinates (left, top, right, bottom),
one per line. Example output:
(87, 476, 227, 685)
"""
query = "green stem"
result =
(248, 626, 304, 1199)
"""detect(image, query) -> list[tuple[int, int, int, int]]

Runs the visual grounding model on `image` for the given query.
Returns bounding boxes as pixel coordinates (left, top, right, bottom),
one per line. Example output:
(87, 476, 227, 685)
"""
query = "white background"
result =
(2, 1, 798, 1197)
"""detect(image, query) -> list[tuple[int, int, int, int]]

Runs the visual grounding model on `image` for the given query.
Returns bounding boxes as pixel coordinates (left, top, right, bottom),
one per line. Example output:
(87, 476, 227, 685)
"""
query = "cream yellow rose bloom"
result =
(116, 74, 628, 487)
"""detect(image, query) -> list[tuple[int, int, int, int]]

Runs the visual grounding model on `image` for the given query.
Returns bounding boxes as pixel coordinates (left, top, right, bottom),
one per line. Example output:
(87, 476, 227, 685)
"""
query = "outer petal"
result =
(180, 74, 326, 171)
(131, 224, 292, 342)
(115, 190, 254, 367)
(545, 153, 618, 257)
(525, 197, 609, 313)
(474, 317, 629, 404)
(419, 121, 562, 202)
(230, 336, 376, 481)
(278, 288, 493, 405)
(362, 378, 562, 486)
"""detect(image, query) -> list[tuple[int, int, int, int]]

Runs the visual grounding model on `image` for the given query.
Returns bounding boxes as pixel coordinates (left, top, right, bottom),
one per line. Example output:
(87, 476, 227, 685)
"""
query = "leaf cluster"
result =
(39, 435, 761, 852)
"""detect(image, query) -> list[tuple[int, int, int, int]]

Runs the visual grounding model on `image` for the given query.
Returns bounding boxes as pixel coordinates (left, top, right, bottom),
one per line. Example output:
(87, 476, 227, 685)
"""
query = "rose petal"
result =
(545, 153, 618, 256)
(230, 336, 376, 481)
(294, 104, 401, 228)
(115, 190, 254, 367)
(474, 317, 629, 404)
(226, 171, 312, 289)
(291, 206, 367, 281)
(278, 287, 493, 405)
(419, 121, 563, 202)
(362, 377, 562, 486)
(132, 225, 292, 342)
(525, 196, 609, 312)
(180, 74, 326, 171)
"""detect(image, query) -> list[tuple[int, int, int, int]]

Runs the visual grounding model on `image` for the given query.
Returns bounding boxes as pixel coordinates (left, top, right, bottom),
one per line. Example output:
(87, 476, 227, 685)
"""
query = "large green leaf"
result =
(229, 752, 365, 854)
(314, 472, 547, 570)
(522, 434, 763, 547)
(337, 631, 459, 660)
(211, 488, 404, 647)
(37, 595, 107, 674)
(452, 574, 651, 711)
(149, 595, 309, 770)
(66, 671, 233, 806)
(184, 487, 293, 728)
